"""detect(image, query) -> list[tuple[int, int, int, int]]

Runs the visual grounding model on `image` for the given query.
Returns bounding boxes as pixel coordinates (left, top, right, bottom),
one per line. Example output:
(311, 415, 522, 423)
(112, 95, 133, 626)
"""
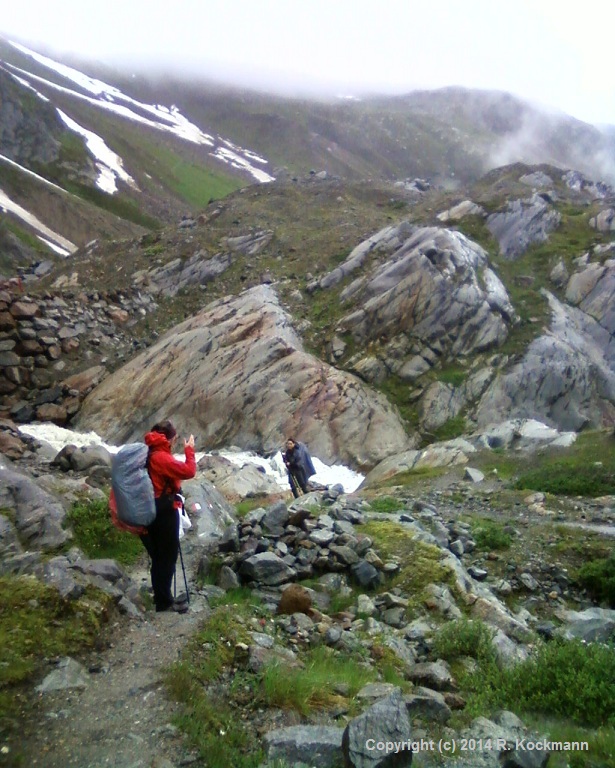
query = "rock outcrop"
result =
(334, 227, 515, 382)
(475, 292, 615, 431)
(76, 285, 410, 469)
(486, 193, 561, 260)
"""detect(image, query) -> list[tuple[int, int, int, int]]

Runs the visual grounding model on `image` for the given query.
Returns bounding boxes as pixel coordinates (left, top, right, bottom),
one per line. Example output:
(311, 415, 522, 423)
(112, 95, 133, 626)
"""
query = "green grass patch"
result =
(372, 465, 447, 489)
(429, 415, 468, 443)
(167, 660, 263, 768)
(65, 497, 144, 565)
(576, 553, 615, 608)
(368, 496, 404, 514)
(235, 499, 267, 518)
(470, 517, 512, 551)
(260, 644, 376, 715)
(0, 575, 110, 732)
(377, 375, 420, 435)
(514, 431, 615, 497)
(135, 140, 242, 208)
(62, 180, 160, 229)
(359, 520, 453, 611)
(434, 365, 469, 388)
(522, 717, 615, 768)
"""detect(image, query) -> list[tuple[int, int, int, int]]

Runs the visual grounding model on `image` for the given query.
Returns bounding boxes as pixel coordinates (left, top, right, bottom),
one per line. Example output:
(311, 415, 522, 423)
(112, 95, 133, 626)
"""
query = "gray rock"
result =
(408, 660, 455, 692)
(464, 467, 485, 483)
(239, 552, 297, 586)
(262, 500, 290, 532)
(218, 565, 241, 590)
(350, 560, 382, 589)
(559, 607, 615, 642)
(404, 687, 452, 723)
(75, 285, 410, 468)
(36, 657, 89, 693)
(518, 573, 539, 591)
(487, 195, 561, 260)
(0, 465, 69, 550)
(264, 725, 344, 768)
(342, 688, 413, 767)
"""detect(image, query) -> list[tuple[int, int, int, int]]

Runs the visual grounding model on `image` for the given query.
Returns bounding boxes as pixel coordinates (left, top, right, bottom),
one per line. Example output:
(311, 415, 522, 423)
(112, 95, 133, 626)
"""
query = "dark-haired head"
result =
(151, 420, 177, 441)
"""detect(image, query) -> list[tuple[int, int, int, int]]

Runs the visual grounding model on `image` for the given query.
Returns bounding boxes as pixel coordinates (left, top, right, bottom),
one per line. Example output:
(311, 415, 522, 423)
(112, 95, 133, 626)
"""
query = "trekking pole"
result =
(290, 473, 304, 497)
(178, 539, 190, 604)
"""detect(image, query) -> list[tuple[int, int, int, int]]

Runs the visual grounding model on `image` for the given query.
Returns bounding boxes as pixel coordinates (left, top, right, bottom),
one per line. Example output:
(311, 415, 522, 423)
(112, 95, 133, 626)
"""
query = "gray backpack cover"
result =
(111, 443, 156, 527)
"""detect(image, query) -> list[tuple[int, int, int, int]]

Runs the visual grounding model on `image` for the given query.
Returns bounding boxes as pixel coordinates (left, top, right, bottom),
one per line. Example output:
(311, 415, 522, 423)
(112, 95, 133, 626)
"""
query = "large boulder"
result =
(341, 688, 413, 767)
(0, 464, 70, 551)
(76, 285, 409, 469)
(475, 292, 615, 431)
(337, 227, 515, 374)
(486, 194, 561, 259)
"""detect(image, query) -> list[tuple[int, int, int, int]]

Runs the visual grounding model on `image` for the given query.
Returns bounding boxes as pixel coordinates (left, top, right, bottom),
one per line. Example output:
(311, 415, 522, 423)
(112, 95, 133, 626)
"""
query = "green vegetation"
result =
(515, 431, 615, 497)
(235, 498, 267, 518)
(360, 520, 453, 611)
(165, 599, 373, 766)
(435, 365, 469, 388)
(62, 180, 160, 229)
(434, 620, 615, 766)
(0, 575, 110, 731)
(429, 415, 468, 443)
(376, 375, 420, 435)
(470, 517, 512, 551)
(368, 496, 404, 514)
(433, 618, 497, 665)
(437, 619, 615, 727)
(576, 553, 615, 607)
(260, 645, 375, 715)
(134, 139, 242, 208)
(373, 466, 448, 490)
(65, 497, 144, 565)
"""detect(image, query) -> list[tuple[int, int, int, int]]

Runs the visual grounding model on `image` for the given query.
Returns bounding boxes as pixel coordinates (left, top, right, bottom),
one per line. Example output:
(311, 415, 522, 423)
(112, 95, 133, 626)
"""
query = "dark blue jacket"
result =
(284, 441, 316, 479)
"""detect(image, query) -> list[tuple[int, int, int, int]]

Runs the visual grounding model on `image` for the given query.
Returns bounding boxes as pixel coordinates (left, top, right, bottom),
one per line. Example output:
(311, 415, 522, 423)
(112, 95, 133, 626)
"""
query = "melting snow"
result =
(18, 423, 364, 494)
(57, 109, 137, 194)
(8, 41, 275, 184)
(0, 186, 77, 254)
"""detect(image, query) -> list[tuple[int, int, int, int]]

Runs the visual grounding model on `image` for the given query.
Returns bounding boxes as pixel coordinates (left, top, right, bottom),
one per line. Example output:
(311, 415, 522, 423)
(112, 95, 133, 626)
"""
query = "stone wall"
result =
(0, 287, 155, 425)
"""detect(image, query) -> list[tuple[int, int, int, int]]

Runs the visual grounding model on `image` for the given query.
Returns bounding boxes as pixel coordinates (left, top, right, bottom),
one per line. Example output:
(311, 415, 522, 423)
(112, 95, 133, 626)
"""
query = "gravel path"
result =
(19, 539, 210, 768)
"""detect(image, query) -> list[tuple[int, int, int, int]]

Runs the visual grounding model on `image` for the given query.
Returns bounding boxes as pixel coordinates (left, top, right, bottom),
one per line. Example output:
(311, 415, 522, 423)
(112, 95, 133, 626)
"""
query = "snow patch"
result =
(0, 186, 77, 254)
(18, 424, 364, 494)
(57, 109, 137, 194)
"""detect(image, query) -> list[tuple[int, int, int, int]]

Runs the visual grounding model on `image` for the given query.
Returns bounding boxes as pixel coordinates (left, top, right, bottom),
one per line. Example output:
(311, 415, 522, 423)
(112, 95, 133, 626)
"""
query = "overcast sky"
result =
(1, 0, 614, 126)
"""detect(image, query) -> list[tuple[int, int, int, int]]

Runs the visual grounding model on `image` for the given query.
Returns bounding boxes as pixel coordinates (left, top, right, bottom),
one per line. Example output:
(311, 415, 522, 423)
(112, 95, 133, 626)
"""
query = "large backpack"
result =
(110, 443, 156, 531)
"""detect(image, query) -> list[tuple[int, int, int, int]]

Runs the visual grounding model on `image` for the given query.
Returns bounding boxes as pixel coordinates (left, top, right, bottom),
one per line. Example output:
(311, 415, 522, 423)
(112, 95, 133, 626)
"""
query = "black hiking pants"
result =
(141, 494, 179, 611)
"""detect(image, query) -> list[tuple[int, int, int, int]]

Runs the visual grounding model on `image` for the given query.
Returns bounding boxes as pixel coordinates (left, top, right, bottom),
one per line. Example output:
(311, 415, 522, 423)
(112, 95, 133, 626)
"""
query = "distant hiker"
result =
(283, 438, 316, 498)
(143, 420, 196, 613)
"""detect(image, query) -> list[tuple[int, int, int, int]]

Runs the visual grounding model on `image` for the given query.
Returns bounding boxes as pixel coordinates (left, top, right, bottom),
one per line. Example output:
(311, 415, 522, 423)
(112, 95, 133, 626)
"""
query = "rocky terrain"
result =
(1, 38, 615, 767)
(1, 424, 614, 767)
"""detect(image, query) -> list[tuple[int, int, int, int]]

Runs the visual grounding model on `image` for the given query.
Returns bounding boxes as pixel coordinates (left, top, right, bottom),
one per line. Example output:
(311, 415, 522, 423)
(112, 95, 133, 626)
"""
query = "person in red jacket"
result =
(143, 420, 196, 613)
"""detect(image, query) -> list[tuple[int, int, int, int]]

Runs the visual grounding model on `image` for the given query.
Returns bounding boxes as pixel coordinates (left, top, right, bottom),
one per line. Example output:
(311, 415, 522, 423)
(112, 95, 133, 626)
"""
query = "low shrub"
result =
(576, 553, 615, 607)
(65, 498, 144, 565)
(466, 638, 615, 727)
(433, 619, 497, 665)
(470, 518, 512, 551)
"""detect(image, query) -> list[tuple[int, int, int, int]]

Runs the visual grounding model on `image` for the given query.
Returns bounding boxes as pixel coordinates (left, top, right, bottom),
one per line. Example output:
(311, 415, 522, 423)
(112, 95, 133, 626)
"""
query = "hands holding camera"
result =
(185, 434, 195, 449)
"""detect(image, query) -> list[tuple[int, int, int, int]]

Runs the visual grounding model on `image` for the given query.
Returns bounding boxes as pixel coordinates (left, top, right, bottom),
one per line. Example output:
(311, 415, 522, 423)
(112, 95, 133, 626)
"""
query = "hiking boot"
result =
(173, 592, 188, 605)
(156, 601, 189, 614)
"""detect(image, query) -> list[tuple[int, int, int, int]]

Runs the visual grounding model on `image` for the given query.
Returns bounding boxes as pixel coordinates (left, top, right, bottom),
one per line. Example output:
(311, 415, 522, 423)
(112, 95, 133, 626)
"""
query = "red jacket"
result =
(144, 431, 196, 498)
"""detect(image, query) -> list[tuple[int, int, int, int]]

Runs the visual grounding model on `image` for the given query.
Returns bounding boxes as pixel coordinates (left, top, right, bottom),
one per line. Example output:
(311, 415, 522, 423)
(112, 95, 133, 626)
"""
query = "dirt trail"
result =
(18, 537, 210, 768)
